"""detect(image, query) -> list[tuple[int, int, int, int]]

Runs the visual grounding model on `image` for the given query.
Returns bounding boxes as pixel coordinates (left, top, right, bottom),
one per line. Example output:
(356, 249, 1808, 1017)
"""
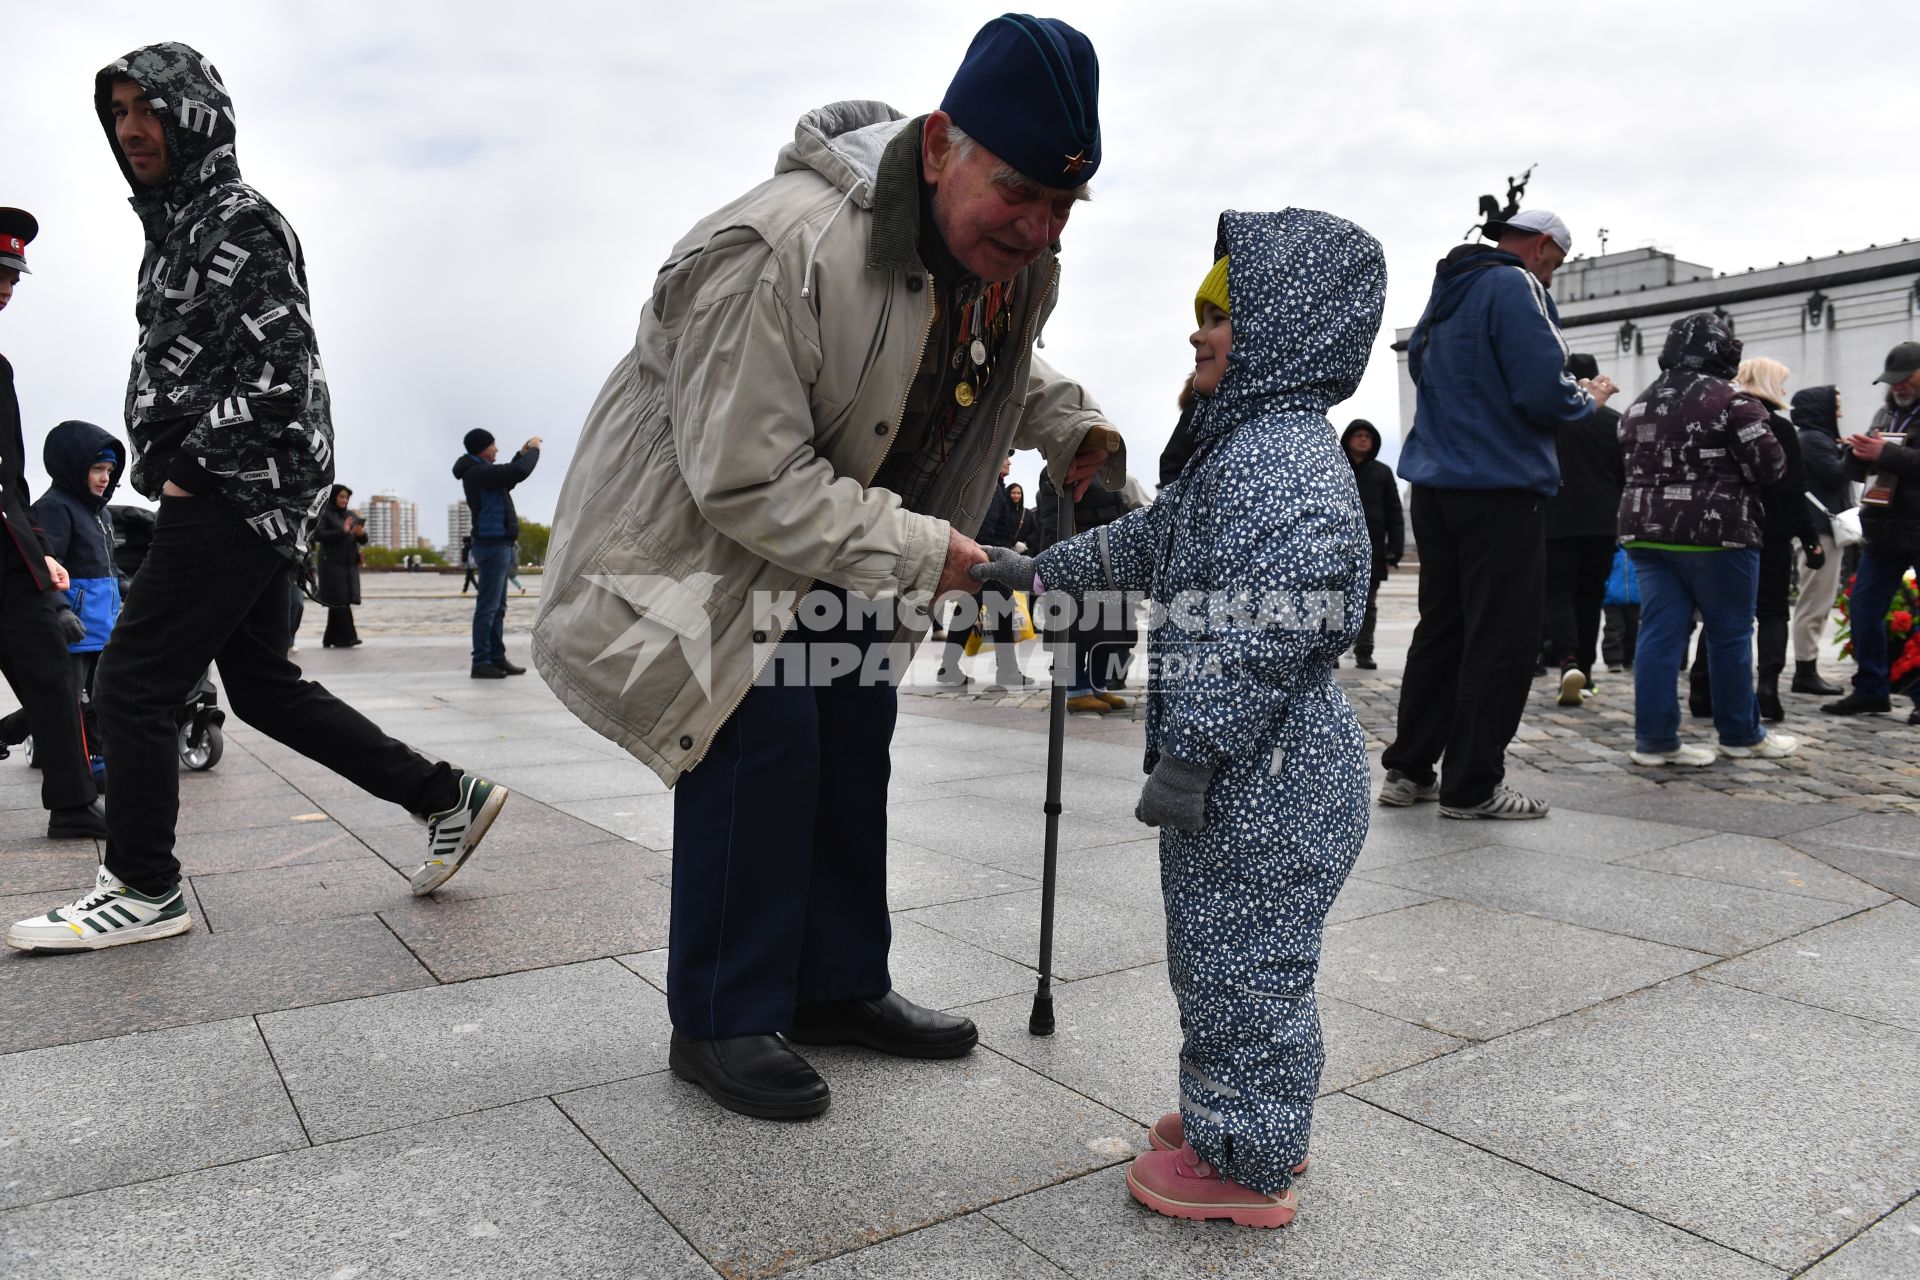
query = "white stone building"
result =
(1394, 239, 1920, 435)
(446, 501, 473, 558)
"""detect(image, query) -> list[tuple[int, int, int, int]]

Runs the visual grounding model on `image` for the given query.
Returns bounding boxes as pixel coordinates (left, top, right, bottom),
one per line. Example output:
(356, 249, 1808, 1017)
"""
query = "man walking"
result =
(453, 429, 539, 678)
(7, 44, 505, 953)
(1824, 342, 1920, 724)
(0, 207, 108, 839)
(1379, 209, 1615, 818)
(537, 15, 1124, 1118)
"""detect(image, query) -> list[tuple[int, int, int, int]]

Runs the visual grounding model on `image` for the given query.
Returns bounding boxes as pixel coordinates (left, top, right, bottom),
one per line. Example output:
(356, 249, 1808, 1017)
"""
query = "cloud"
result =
(6, 0, 1907, 543)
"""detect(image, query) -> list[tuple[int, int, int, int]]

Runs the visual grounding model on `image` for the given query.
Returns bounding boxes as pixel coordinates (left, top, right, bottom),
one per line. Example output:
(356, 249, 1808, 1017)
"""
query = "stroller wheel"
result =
(179, 722, 224, 771)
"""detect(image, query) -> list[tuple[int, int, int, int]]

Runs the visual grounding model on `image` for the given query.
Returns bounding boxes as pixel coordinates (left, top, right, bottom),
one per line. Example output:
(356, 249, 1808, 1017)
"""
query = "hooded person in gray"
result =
(977, 208, 1385, 1221)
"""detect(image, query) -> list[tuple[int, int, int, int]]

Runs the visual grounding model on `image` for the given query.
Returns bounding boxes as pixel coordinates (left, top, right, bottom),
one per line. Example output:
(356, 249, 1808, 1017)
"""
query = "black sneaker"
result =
(470, 664, 508, 680)
(48, 799, 108, 840)
(497, 660, 528, 676)
(1822, 691, 1891, 716)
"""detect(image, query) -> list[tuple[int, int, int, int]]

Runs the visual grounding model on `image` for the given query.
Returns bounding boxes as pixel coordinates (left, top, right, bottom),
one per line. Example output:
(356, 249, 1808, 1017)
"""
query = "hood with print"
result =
(94, 42, 334, 559)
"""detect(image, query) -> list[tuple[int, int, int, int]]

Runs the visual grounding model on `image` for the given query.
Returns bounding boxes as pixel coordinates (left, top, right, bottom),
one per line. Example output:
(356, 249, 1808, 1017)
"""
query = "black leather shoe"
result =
(1908, 706, 1920, 726)
(668, 1031, 830, 1119)
(48, 798, 108, 840)
(789, 990, 978, 1059)
(1790, 662, 1844, 697)
(1823, 691, 1890, 716)
(470, 664, 508, 680)
(1354, 655, 1378, 670)
(497, 660, 527, 675)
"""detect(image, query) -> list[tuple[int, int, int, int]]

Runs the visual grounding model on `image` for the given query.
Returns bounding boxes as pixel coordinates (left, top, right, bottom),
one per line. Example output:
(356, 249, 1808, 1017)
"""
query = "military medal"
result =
(955, 382, 976, 407)
(970, 338, 988, 366)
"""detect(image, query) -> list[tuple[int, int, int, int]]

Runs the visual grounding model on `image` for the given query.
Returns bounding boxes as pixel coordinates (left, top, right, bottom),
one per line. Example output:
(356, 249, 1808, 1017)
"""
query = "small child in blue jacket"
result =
(30, 421, 125, 770)
(975, 210, 1386, 1228)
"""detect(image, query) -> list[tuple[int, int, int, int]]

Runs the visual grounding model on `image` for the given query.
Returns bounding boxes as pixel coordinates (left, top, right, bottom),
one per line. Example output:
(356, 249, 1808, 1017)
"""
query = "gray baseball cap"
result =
(1484, 207, 1571, 254)
(1874, 341, 1920, 384)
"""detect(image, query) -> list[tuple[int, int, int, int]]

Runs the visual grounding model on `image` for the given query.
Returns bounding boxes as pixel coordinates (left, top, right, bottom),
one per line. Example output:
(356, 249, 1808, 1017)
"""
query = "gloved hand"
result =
(54, 608, 86, 645)
(1135, 754, 1215, 833)
(1802, 540, 1826, 571)
(969, 545, 1038, 591)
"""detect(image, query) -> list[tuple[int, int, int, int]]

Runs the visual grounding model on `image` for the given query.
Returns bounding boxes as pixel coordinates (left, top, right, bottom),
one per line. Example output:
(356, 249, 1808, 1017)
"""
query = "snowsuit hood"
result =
(1657, 312, 1742, 378)
(1340, 419, 1382, 466)
(1187, 210, 1386, 447)
(1790, 386, 1838, 437)
(43, 420, 125, 512)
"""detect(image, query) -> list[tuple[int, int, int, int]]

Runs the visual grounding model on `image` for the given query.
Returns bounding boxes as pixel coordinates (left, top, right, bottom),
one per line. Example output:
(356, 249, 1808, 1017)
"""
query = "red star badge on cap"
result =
(1062, 150, 1089, 175)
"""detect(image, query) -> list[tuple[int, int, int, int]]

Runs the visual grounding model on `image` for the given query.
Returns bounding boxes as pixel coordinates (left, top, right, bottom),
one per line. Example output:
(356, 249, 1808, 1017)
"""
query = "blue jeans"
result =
(469, 542, 515, 668)
(1847, 545, 1920, 702)
(1628, 547, 1762, 751)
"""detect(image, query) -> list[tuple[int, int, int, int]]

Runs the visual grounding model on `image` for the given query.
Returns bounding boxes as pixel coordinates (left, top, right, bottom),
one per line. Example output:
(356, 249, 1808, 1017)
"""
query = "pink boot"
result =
(1149, 1112, 1309, 1175)
(1126, 1142, 1297, 1229)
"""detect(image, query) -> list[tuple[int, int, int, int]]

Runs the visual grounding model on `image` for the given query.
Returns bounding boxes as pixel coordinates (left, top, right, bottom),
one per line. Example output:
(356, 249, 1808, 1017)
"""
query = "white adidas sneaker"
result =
(1718, 732, 1800, 760)
(410, 772, 509, 896)
(6, 866, 193, 952)
(1629, 744, 1717, 768)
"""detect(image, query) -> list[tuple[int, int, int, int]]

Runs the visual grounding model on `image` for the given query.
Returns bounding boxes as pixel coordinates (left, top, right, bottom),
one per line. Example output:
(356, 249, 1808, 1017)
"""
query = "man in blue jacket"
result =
(454, 428, 540, 678)
(1379, 209, 1616, 819)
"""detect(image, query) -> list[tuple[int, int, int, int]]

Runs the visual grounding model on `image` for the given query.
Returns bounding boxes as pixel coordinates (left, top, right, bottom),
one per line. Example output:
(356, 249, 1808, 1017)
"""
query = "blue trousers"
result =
(1628, 547, 1762, 751)
(1847, 545, 1920, 703)
(666, 588, 898, 1038)
(469, 542, 514, 668)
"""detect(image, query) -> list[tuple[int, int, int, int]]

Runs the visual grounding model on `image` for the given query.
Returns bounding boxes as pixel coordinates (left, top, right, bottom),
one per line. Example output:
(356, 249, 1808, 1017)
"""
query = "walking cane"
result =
(1030, 477, 1076, 1036)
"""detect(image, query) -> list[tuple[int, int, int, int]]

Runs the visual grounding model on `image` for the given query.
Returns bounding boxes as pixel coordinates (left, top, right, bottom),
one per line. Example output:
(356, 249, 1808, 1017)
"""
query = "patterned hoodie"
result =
(94, 43, 334, 560)
(1032, 209, 1385, 1194)
(1617, 313, 1784, 550)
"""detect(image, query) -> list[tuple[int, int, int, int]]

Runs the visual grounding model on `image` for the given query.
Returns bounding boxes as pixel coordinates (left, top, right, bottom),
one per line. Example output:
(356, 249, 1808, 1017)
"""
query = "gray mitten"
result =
(969, 544, 1037, 590)
(54, 608, 86, 646)
(1136, 754, 1215, 833)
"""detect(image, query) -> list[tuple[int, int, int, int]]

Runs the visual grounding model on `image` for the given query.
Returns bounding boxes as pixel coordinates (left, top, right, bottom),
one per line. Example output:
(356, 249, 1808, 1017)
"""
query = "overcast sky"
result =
(6, 1, 1910, 545)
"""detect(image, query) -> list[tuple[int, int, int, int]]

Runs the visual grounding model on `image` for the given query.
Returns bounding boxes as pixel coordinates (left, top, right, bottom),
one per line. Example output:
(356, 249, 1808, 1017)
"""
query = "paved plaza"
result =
(1, 572, 1915, 1278)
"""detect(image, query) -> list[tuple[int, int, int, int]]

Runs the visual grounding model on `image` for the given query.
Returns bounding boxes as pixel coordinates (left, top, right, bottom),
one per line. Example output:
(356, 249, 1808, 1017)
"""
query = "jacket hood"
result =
(1657, 312, 1742, 378)
(1189, 209, 1386, 443)
(1791, 386, 1838, 436)
(95, 43, 242, 208)
(42, 420, 125, 510)
(1419, 244, 1525, 332)
(1341, 419, 1382, 465)
(774, 101, 910, 208)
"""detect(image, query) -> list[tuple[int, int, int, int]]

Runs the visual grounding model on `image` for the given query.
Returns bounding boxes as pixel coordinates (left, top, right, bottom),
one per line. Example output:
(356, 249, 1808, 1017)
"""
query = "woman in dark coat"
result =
(315, 484, 366, 648)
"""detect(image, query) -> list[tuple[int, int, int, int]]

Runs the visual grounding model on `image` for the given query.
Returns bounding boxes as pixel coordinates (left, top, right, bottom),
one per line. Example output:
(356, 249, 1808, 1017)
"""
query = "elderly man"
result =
(537, 15, 1124, 1118)
(1379, 209, 1616, 819)
(1825, 341, 1920, 724)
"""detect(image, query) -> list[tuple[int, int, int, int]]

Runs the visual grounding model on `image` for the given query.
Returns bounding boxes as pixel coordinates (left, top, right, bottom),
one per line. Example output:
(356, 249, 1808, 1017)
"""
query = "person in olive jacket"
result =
(1340, 419, 1403, 669)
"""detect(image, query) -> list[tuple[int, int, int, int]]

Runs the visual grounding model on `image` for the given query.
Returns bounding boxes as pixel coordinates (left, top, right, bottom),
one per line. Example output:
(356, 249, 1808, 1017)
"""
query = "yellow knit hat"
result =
(1194, 256, 1230, 326)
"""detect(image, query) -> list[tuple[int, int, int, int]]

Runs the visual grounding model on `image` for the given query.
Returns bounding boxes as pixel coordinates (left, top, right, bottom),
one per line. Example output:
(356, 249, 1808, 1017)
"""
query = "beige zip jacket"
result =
(534, 101, 1124, 784)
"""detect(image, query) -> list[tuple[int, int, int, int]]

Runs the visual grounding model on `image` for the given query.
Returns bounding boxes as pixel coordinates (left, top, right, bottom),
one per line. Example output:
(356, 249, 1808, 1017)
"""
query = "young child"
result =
(34, 420, 126, 776)
(975, 209, 1385, 1227)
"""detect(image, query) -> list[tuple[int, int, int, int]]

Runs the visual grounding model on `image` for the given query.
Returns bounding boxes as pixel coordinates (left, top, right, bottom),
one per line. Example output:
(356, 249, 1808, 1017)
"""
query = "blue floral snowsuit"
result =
(1034, 209, 1385, 1194)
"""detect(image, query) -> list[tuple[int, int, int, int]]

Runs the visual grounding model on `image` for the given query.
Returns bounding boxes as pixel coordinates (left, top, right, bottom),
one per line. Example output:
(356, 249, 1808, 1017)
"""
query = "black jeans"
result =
(0, 550, 96, 810)
(1354, 571, 1385, 659)
(1543, 535, 1616, 677)
(96, 494, 458, 894)
(1382, 486, 1545, 808)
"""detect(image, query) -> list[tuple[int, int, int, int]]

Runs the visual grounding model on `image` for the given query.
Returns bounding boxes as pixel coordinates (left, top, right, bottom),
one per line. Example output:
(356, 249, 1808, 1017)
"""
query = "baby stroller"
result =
(108, 504, 225, 771)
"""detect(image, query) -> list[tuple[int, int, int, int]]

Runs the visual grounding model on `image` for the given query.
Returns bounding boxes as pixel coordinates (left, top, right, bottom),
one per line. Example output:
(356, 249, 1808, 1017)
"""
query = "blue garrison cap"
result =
(941, 14, 1101, 188)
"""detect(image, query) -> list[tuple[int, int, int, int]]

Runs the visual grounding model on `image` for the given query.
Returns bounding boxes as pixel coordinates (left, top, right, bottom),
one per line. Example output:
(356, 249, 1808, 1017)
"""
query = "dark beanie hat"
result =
(464, 428, 496, 455)
(941, 14, 1101, 189)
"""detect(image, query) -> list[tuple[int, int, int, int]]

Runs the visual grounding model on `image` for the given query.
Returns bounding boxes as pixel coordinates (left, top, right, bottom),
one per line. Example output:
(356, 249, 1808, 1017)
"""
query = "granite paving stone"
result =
(888, 795, 1144, 870)
(1325, 874, 1435, 925)
(0, 1100, 715, 1280)
(188, 856, 411, 931)
(984, 1095, 1776, 1279)
(259, 959, 670, 1141)
(965, 963, 1462, 1125)
(786, 1214, 1070, 1280)
(480, 758, 664, 803)
(887, 916, 1042, 1011)
(169, 817, 371, 876)
(378, 874, 672, 981)
(1365, 844, 1862, 955)
(557, 1046, 1141, 1279)
(904, 886, 1166, 982)
(1317, 899, 1713, 1039)
(552, 792, 677, 849)
(1356, 977, 1920, 1270)
(352, 797, 631, 870)
(1349, 807, 1498, 873)
(0, 904, 429, 1055)
(1470, 810, 1713, 862)
(361, 828, 665, 902)
(886, 839, 1038, 911)
(1705, 901, 1920, 1032)
(0, 1018, 305, 1210)
(1799, 1195, 1920, 1279)
(0, 843, 108, 897)
(1619, 832, 1893, 906)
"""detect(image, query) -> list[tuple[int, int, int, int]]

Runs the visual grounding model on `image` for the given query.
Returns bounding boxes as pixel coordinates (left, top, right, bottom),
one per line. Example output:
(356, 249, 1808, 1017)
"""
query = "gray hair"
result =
(943, 122, 1091, 202)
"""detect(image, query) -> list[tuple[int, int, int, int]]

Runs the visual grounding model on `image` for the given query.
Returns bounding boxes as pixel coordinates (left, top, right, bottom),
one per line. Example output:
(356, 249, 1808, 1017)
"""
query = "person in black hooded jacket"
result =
(1541, 354, 1624, 704)
(314, 485, 366, 648)
(1340, 419, 1403, 668)
(1788, 386, 1849, 695)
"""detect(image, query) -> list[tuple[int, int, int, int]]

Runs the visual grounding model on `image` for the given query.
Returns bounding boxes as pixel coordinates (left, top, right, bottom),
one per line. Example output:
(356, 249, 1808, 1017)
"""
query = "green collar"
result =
(866, 115, 929, 276)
